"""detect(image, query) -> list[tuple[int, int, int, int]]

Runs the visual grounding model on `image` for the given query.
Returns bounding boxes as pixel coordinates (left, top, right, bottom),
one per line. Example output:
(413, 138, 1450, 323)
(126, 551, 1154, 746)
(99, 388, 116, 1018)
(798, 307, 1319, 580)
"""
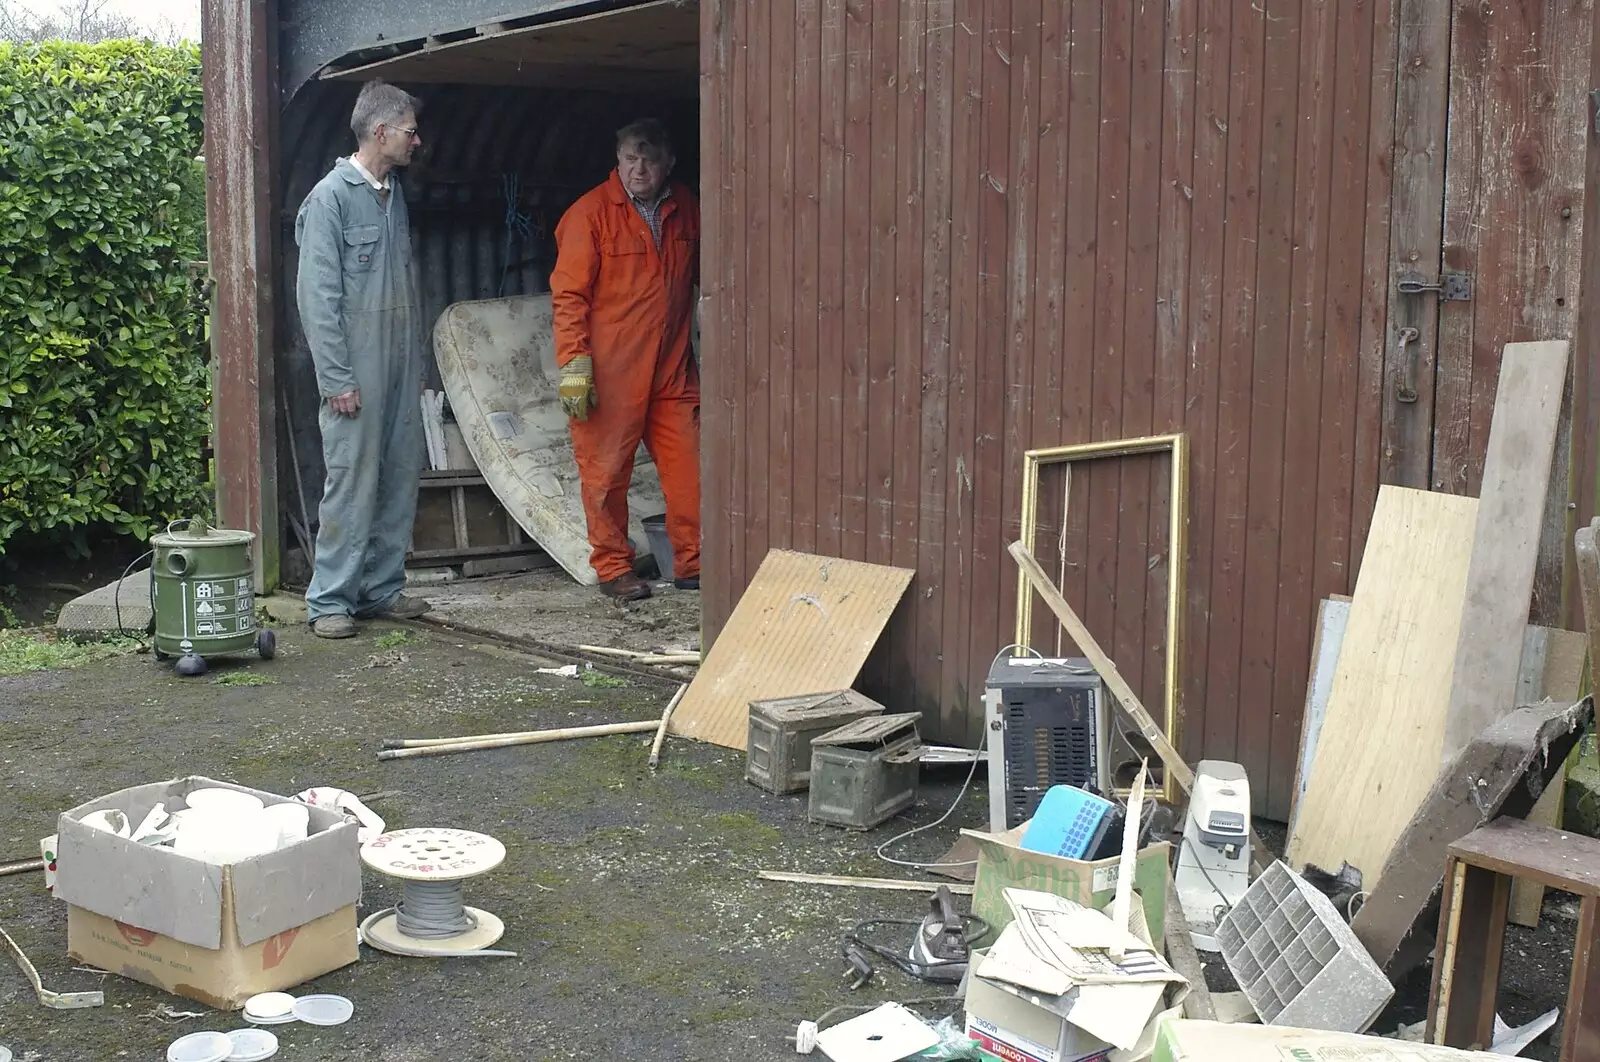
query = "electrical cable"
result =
(1180, 835, 1239, 925)
(874, 644, 1043, 872)
(1346, 890, 1369, 923)
(394, 880, 479, 939)
(840, 914, 990, 985)
(358, 878, 518, 959)
(114, 550, 154, 639)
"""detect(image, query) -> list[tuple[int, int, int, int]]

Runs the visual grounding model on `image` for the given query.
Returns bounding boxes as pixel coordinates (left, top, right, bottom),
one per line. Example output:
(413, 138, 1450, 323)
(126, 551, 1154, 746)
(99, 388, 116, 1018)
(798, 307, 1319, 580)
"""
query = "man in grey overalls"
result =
(294, 80, 431, 638)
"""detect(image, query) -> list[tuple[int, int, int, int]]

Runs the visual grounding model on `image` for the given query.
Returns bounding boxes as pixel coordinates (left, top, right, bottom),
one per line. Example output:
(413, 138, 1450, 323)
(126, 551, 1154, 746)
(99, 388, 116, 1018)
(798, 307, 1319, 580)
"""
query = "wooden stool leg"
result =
(1562, 896, 1600, 1061)
(1430, 859, 1511, 1050)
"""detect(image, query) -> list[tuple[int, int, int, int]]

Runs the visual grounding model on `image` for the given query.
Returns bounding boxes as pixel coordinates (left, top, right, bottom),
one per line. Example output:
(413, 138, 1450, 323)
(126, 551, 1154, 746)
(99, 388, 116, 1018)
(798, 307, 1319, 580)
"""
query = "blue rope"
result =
(499, 173, 535, 298)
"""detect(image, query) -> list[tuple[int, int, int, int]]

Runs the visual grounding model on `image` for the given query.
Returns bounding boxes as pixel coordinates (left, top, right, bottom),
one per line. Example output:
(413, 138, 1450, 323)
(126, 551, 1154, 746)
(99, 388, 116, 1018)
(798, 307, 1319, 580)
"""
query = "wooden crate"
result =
(408, 470, 550, 573)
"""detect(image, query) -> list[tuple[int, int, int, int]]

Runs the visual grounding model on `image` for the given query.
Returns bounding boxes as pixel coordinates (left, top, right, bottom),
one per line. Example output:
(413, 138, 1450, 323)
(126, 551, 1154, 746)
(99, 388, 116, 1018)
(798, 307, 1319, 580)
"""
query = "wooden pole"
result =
(376, 720, 659, 760)
(756, 870, 974, 896)
(1009, 540, 1195, 792)
(648, 684, 689, 770)
(1009, 539, 1271, 876)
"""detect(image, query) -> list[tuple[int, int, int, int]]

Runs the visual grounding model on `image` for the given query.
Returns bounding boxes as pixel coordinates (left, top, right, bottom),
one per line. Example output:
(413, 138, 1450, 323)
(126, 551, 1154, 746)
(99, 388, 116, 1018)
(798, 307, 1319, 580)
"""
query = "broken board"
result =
(432, 295, 668, 586)
(1351, 697, 1593, 979)
(669, 550, 914, 751)
(1442, 341, 1571, 760)
(1287, 486, 1479, 891)
(1506, 627, 1587, 927)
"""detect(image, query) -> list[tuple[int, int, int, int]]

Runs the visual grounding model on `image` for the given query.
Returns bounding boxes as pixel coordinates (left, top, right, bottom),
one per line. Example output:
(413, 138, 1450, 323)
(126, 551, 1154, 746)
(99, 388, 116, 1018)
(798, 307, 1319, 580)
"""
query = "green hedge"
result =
(0, 40, 210, 552)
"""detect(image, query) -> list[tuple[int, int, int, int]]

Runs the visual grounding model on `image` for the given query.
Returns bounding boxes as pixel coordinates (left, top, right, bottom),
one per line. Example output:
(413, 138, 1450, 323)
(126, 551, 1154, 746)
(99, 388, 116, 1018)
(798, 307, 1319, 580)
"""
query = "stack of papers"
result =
(975, 888, 1189, 1051)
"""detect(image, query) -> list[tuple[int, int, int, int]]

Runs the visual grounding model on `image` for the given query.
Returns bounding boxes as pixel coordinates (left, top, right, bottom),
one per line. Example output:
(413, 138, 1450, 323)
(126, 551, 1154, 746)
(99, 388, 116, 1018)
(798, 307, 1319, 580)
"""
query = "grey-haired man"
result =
(294, 79, 431, 638)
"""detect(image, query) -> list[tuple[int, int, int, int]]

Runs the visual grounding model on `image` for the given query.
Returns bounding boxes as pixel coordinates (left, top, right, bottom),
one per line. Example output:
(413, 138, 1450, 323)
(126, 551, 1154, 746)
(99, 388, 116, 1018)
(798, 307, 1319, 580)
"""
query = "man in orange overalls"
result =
(551, 119, 701, 601)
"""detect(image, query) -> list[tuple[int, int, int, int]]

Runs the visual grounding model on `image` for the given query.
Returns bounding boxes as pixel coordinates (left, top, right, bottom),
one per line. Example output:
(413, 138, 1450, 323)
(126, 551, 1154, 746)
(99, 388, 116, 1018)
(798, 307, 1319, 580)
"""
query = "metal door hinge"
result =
(1397, 271, 1473, 301)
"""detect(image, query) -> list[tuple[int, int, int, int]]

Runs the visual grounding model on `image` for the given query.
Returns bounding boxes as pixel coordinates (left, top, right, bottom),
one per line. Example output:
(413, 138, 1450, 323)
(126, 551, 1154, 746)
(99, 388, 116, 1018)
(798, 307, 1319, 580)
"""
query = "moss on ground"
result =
(0, 623, 975, 1061)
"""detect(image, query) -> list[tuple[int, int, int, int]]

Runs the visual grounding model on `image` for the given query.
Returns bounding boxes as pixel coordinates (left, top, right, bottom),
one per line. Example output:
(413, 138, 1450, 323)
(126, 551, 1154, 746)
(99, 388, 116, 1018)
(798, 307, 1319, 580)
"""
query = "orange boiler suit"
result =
(550, 170, 701, 583)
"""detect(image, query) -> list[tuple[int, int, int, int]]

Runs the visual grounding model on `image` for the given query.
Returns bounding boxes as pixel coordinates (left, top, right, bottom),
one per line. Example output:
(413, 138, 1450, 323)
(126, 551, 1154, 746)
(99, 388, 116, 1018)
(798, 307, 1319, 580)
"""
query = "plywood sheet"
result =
(1287, 487, 1479, 888)
(670, 551, 914, 750)
(1442, 341, 1571, 759)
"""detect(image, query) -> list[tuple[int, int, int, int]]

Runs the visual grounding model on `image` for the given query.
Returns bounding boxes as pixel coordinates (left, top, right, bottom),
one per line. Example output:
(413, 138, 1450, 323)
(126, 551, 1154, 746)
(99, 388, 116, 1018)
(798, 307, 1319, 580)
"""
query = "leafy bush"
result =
(0, 39, 210, 552)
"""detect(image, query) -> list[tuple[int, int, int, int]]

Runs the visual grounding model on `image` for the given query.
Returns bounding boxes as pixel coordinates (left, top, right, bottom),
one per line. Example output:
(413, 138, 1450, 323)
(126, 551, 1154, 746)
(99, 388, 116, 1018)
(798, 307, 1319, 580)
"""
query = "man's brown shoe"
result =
(600, 572, 652, 602)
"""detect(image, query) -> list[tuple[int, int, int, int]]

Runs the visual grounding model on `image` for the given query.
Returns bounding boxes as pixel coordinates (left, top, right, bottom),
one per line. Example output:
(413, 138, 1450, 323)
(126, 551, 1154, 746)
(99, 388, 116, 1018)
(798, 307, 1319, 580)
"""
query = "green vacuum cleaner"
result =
(149, 517, 275, 677)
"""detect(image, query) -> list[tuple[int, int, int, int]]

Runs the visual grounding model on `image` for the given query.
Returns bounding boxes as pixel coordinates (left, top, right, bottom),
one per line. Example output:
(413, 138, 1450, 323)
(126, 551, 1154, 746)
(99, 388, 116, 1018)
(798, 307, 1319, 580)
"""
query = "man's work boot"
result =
(311, 615, 357, 640)
(365, 593, 433, 620)
(673, 576, 700, 591)
(601, 572, 652, 602)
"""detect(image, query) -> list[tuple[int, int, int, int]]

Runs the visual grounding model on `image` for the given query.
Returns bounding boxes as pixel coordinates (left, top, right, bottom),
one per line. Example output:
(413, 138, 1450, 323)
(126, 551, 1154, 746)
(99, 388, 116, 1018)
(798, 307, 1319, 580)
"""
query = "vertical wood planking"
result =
(866, 0, 900, 569)
(941, 0, 982, 736)
(1207, 0, 1266, 763)
(1432, 1, 1485, 496)
(921, 0, 957, 732)
(1574, 3, 1600, 632)
(1155, 0, 1197, 740)
(1351, 0, 1402, 578)
(1055, 0, 1102, 659)
(840, 0, 873, 562)
(1274, 0, 1337, 817)
(726, 0, 751, 622)
(1002, 0, 1042, 685)
(966, 0, 1013, 725)
(698, 0, 1596, 819)
(1239, 0, 1299, 809)
(1122, 0, 1162, 717)
(889, 0, 928, 706)
(744, 0, 772, 575)
(1026, 0, 1070, 661)
(698, 0, 729, 634)
(1383, 0, 1450, 491)
(791, 0, 822, 556)
(817, 0, 847, 562)
(1182, 0, 1230, 761)
(1087, 0, 1130, 678)
(768, 0, 797, 553)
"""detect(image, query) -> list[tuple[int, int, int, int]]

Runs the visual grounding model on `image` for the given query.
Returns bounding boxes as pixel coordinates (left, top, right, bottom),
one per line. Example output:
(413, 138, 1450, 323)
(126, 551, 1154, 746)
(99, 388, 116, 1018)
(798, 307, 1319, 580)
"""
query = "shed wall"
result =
(699, 0, 1402, 818)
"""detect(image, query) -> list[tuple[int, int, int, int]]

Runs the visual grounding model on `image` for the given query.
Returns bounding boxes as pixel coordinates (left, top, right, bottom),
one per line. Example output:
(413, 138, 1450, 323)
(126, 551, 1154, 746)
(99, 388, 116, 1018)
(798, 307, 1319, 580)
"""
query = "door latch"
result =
(1397, 271, 1473, 301)
(1396, 326, 1422, 403)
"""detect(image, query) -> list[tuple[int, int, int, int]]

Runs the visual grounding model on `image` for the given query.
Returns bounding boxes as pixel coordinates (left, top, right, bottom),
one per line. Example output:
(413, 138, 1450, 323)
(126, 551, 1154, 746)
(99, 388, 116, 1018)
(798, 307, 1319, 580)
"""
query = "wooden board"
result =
(1508, 626, 1587, 927)
(669, 550, 914, 750)
(1288, 597, 1352, 838)
(1288, 486, 1479, 888)
(1442, 341, 1571, 761)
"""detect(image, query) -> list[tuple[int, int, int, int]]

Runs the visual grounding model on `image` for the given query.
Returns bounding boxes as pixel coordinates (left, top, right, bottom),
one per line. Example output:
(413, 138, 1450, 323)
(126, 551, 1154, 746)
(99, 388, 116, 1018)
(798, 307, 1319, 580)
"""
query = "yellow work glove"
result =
(559, 355, 597, 421)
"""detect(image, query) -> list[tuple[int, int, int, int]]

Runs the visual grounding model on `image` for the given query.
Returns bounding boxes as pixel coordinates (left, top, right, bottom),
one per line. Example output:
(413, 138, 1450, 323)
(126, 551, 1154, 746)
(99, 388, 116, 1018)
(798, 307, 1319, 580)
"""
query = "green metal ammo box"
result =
(807, 712, 924, 830)
(745, 690, 886, 794)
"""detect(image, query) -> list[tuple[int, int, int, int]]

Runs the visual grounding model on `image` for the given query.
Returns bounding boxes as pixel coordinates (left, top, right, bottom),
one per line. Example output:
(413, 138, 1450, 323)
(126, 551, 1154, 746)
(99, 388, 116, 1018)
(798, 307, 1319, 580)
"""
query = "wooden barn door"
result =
(1381, 0, 1590, 622)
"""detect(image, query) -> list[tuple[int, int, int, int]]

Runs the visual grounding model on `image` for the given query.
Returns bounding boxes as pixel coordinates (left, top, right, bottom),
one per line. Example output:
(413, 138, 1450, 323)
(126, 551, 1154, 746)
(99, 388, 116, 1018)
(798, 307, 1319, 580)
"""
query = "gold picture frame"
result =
(1013, 433, 1189, 804)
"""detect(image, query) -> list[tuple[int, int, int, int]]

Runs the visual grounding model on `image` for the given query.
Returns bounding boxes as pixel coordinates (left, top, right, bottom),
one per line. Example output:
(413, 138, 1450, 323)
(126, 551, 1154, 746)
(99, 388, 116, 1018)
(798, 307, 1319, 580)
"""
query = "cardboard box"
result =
(964, 963, 1113, 1062)
(1153, 1020, 1510, 1061)
(56, 777, 362, 1009)
(963, 826, 1170, 945)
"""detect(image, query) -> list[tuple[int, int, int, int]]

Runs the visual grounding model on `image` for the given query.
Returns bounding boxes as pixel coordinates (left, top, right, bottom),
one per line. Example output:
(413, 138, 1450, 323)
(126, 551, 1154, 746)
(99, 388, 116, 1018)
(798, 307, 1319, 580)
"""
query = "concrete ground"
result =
(0, 605, 987, 1062)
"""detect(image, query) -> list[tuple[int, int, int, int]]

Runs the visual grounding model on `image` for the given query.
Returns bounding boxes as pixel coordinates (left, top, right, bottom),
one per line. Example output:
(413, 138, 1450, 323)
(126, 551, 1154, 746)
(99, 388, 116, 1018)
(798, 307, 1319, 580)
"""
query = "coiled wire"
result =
(395, 880, 479, 939)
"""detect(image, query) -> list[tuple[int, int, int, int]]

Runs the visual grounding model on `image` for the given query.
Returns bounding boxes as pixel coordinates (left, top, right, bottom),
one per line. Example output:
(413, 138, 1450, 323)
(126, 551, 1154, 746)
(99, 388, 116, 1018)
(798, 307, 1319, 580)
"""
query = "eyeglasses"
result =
(388, 125, 420, 141)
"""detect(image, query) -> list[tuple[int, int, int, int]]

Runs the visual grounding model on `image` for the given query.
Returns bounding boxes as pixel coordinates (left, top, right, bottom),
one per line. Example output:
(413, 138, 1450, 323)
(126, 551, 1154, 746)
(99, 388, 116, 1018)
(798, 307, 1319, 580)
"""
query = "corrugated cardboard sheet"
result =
(670, 550, 914, 750)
